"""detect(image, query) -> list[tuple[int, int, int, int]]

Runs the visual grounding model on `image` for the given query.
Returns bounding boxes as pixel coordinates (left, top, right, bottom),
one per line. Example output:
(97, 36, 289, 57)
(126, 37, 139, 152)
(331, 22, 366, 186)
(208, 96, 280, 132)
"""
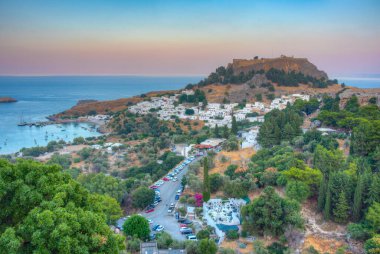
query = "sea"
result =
(0, 76, 202, 154)
(0, 75, 379, 155)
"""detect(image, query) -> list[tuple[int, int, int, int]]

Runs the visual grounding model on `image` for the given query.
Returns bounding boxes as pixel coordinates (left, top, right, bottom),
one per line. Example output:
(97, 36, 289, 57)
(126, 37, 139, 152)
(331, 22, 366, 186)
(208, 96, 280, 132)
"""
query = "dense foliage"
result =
(77, 173, 126, 202)
(178, 89, 207, 105)
(241, 186, 303, 236)
(265, 68, 336, 88)
(122, 151, 184, 181)
(257, 108, 303, 148)
(0, 159, 124, 253)
(122, 215, 150, 241)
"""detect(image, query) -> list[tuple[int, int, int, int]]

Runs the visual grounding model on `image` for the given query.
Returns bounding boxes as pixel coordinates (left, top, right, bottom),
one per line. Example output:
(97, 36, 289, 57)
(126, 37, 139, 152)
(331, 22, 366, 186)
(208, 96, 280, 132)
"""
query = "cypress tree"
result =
(214, 124, 220, 138)
(333, 191, 349, 223)
(353, 175, 364, 221)
(231, 115, 238, 135)
(317, 176, 327, 211)
(323, 177, 332, 220)
(203, 157, 210, 202)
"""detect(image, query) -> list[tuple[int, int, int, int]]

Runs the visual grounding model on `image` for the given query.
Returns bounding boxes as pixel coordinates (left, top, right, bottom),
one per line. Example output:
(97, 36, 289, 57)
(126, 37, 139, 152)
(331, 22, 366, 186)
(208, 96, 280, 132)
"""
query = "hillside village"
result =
(128, 89, 310, 128)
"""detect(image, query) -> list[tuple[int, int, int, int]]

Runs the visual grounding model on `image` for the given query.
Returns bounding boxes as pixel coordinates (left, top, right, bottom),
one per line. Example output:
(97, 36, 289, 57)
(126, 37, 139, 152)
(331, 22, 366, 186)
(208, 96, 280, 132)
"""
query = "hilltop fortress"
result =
(229, 55, 328, 80)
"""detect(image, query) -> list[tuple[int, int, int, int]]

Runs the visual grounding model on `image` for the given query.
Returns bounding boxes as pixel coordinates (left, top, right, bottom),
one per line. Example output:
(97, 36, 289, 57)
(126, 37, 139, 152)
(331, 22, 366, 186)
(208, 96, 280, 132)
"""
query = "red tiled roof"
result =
(194, 144, 214, 149)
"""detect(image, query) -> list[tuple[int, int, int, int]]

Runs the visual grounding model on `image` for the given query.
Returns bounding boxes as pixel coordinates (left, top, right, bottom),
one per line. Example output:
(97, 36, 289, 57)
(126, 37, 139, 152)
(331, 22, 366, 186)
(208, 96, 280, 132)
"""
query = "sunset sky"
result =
(0, 0, 379, 77)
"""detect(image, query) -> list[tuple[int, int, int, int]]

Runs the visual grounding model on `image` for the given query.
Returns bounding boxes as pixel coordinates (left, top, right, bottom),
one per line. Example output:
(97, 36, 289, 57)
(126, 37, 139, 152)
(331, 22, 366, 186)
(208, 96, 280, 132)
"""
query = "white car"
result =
(187, 235, 197, 241)
(155, 225, 164, 232)
(172, 177, 178, 182)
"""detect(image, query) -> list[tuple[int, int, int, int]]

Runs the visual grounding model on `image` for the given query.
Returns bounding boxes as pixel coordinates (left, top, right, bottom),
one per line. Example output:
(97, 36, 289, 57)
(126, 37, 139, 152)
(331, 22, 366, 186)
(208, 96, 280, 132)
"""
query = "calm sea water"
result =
(336, 76, 380, 89)
(0, 76, 202, 154)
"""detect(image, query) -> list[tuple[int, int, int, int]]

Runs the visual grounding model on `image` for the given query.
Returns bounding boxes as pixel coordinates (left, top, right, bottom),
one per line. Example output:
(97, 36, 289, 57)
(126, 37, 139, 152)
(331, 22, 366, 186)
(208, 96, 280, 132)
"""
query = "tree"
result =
(222, 125, 230, 139)
(226, 230, 239, 240)
(257, 108, 303, 148)
(185, 108, 195, 115)
(369, 97, 377, 104)
(225, 164, 238, 179)
(286, 181, 310, 202)
(241, 187, 303, 236)
(199, 239, 217, 254)
(77, 173, 126, 202)
(323, 177, 332, 220)
(122, 215, 150, 241)
(196, 229, 211, 240)
(345, 95, 360, 113)
(253, 240, 269, 254)
(366, 202, 380, 233)
(214, 124, 220, 138)
(209, 173, 223, 193)
(89, 193, 123, 224)
(156, 232, 174, 249)
(333, 191, 350, 223)
(281, 166, 322, 194)
(131, 187, 155, 209)
(0, 228, 21, 254)
(347, 223, 372, 241)
(353, 175, 365, 221)
(364, 235, 380, 254)
(47, 153, 72, 169)
(203, 158, 211, 202)
(0, 159, 125, 253)
(231, 115, 238, 135)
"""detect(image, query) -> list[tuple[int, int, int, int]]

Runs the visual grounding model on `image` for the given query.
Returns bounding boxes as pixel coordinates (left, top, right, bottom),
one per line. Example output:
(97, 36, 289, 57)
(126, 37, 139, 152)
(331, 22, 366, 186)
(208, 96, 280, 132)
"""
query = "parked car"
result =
(187, 235, 197, 241)
(178, 218, 186, 223)
(148, 219, 153, 224)
(150, 185, 158, 189)
(180, 228, 193, 235)
(168, 207, 174, 213)
(152, 225, 164, 232)
(163, 177, 169, 181)
(175, 194, 180, 200)
(181, 219, 193, 225)
(145, 208, 154, 213)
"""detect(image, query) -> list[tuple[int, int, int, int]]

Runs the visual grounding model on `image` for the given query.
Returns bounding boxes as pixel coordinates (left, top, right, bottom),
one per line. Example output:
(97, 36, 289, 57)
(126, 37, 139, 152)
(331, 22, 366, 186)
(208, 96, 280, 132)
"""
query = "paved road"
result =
(144, 157, 201, 240)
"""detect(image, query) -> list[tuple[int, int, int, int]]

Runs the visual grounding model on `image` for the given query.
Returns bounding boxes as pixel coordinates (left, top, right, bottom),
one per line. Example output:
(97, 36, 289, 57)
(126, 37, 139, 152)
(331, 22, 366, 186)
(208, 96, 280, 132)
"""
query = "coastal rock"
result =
(0, 97, 17, 103)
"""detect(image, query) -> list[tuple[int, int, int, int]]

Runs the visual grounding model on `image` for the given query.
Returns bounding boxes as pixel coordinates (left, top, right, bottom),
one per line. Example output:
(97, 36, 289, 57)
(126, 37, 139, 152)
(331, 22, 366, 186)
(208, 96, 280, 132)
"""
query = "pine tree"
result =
(203, 157, 210, 202)
(231, 115, 238, 135)
(333, 191, 349, 223)
(353, 175, 364, 221)
(222, 125, 229, 139)
(283, 122, 294, 141)
(366, 174, 380, 206)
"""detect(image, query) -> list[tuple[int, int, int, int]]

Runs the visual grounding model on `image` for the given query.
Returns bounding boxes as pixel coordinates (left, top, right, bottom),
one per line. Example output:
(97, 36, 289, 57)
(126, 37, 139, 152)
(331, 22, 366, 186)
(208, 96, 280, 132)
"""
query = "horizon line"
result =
(0, 73, 207, 78)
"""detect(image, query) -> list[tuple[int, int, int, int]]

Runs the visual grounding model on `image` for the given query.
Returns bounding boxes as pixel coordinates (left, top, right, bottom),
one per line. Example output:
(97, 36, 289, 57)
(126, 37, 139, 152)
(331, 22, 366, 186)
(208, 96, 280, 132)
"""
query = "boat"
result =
(17, 113, 29, 126)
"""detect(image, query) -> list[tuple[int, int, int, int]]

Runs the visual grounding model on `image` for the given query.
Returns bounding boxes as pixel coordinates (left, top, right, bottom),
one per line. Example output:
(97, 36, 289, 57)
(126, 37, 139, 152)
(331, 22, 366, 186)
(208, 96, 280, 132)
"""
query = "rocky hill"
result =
(229, 55, 328, 79)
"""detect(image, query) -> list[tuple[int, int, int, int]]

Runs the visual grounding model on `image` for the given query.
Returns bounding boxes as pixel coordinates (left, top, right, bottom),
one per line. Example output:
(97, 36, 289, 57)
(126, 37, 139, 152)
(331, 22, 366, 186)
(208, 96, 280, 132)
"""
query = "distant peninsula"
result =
(0, 97, 17, 103)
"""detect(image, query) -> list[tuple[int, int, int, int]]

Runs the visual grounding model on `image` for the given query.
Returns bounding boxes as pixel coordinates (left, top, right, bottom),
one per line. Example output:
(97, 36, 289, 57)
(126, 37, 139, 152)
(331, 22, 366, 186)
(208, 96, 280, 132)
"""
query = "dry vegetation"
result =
(209, 148, 255, 175)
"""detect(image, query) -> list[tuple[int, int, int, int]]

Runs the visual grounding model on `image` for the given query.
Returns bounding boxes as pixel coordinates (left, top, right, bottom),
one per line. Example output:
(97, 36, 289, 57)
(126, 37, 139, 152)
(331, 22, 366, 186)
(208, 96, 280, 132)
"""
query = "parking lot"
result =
(144, 156, 201, 240)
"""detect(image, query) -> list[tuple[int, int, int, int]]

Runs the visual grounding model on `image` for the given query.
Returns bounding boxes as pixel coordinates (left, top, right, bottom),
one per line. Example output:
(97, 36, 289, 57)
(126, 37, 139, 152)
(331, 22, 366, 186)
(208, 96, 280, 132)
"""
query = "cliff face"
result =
(229, 56, 328, 80)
